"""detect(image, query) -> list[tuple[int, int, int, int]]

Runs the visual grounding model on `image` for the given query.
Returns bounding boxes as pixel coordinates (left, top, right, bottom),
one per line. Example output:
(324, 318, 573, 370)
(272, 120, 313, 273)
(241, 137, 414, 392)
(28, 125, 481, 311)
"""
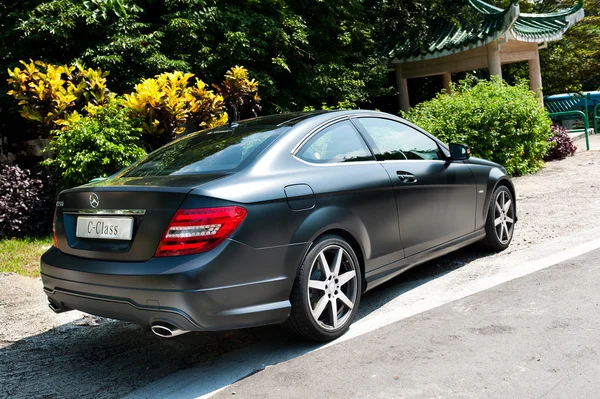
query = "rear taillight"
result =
(52, 208, 59, 249)
(155, 206, 247, 257)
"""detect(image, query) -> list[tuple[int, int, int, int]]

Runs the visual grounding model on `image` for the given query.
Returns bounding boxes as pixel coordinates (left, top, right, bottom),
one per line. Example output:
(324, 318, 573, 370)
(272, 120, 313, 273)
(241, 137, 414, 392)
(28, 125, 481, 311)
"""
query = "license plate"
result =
(76, 217, 134, 240)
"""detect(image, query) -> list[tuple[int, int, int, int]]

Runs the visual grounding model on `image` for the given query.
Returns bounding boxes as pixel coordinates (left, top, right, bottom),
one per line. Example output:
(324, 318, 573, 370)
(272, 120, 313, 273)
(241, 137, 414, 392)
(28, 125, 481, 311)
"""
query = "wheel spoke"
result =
(308, 280, 326, 291)
(307, 245, 358, 331)
(312, 294, 329, 320)
(337, 270, 356, 286)
(505, 216, 514, 225)
(497, 224, 504, 241)
(495, 216, 503, 226)
(338, 291, 354, 310)
(332, 248, 343, 276)
(319, 252, 331, 279)
(495, 202, 502, 214)
(330, 298, 338, 328)
(503, 199, 512, 213)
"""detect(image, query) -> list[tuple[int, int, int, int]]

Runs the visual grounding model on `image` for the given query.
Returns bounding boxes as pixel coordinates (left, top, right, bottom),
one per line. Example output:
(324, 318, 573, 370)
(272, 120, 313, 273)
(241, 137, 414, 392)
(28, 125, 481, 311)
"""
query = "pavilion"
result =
(387, 0, 585, 111)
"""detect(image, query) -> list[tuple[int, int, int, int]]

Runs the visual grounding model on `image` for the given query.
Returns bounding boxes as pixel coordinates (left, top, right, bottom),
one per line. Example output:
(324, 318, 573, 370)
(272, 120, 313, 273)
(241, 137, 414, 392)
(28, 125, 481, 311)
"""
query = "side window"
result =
(357, 118, 443, 161)
(297, 120, 374, 164)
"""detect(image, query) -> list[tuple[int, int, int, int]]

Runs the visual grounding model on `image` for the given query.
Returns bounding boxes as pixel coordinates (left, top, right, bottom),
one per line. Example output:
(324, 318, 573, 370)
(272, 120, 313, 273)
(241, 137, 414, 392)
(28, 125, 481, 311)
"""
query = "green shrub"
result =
(42, 99, 146, 189)
(404, 77, 552, 176)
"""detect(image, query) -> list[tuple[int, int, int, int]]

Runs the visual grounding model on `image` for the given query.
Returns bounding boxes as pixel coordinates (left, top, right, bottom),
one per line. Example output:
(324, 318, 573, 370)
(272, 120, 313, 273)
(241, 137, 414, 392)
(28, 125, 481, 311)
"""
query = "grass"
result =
(0, 236, 53, 277)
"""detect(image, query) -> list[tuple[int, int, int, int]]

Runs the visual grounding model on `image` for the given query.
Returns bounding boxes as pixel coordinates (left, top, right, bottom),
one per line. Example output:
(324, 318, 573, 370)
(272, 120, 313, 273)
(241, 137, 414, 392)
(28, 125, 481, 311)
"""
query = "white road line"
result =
(126, 228, 600, 399)
(327, 235, 600, 347)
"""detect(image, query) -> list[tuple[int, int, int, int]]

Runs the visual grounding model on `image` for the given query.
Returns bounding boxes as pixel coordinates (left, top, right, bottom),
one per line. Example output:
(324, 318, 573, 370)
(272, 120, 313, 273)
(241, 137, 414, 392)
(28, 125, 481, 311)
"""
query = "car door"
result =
(294, 118, 405, 271)
(353, 117, 477, 257)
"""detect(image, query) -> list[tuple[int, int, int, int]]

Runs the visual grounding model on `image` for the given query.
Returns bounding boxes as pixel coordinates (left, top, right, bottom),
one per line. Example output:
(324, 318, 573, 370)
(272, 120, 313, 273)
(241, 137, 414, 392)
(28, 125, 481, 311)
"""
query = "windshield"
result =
(120, 125, 286, 177)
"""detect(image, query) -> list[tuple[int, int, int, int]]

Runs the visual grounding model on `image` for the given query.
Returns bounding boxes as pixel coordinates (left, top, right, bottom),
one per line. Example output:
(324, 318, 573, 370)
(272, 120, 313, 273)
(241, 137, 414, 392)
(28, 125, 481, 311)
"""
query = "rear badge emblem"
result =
(89, 193, 100, 208)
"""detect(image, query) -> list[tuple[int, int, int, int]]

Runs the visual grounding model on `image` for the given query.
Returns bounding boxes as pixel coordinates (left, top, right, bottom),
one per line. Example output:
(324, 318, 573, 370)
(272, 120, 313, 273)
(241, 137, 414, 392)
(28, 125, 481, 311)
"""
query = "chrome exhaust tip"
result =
(150, 322, 190, 338)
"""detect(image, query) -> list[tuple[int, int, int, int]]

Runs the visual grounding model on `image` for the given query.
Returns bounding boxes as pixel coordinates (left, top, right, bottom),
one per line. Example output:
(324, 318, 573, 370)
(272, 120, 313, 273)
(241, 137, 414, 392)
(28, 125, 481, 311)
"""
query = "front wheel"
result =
(482, 185, 516, 251)
(285, 235, 362, 341)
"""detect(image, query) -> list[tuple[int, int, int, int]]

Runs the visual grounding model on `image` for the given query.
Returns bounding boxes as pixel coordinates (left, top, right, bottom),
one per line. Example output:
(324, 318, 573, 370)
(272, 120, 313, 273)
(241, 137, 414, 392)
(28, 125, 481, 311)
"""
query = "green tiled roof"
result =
(387, 0, 584, 63)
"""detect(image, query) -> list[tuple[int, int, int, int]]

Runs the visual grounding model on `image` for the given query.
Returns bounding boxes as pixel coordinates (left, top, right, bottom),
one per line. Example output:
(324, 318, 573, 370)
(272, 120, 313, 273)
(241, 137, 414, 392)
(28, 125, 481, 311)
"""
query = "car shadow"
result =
(0, 244, 494, 399)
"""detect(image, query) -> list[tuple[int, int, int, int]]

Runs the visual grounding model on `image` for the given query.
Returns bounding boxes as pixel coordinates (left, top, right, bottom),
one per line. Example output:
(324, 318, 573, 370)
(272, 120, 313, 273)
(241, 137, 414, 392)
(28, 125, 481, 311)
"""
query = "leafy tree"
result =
(1, 0, 474, 114)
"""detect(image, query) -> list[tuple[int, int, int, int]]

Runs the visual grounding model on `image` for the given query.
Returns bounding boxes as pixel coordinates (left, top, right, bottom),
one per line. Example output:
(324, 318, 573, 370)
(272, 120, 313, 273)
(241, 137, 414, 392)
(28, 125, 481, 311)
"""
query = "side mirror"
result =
(449, 143, 471, 161)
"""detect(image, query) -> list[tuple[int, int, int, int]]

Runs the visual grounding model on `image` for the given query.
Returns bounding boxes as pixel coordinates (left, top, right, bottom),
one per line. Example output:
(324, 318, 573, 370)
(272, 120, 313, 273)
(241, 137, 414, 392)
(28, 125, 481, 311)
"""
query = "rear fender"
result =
(291, 206, 371, 266)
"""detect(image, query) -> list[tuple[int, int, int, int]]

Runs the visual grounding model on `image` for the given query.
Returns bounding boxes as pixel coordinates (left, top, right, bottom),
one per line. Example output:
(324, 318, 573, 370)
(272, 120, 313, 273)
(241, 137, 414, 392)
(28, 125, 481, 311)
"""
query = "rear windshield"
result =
(120, 125, 286, 177)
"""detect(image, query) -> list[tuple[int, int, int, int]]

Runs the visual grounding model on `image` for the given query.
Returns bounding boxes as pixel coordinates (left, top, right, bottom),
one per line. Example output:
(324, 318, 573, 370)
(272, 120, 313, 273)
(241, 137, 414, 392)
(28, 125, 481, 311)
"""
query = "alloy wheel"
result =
(494, 190, 514, 244)
(306, 245, 358, 330)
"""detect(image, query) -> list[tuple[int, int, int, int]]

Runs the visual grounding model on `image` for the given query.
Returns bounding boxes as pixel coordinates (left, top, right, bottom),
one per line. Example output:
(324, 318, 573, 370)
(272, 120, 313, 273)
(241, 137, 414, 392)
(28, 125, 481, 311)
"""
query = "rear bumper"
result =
(41, 240, 310, 331)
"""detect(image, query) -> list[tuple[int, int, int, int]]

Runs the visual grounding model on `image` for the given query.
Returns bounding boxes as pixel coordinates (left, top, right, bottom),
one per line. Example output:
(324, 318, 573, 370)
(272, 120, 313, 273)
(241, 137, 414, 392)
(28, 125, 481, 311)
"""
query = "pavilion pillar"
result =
(528, 47, 544, 105)
(442, 73, 452, 93)
(486, 41, 503, 80)
(395, 64, 410, 112)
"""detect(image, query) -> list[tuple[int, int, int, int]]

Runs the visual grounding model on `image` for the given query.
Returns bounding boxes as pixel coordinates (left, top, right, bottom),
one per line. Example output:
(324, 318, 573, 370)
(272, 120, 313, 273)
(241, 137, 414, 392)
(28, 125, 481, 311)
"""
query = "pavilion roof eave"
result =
(388, 0, 585, 64)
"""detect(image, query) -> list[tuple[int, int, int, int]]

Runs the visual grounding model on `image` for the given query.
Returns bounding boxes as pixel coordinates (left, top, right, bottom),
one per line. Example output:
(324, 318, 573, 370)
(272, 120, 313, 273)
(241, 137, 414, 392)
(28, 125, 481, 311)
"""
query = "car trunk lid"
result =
(54, 174, 229, 261)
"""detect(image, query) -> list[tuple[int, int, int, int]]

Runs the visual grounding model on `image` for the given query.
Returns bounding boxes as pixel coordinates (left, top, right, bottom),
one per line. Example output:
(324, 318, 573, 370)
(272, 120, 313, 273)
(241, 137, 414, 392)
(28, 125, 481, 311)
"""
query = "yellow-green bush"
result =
(121, 71, 228, 148)
(6, 60, 109, 134)
(216, 66, 262, 121)
(6, 61, 261, 153)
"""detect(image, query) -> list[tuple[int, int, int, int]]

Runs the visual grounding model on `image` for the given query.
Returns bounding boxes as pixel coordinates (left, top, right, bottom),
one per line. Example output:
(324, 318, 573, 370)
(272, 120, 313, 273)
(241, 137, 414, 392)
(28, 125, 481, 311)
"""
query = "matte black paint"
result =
(41, 110, 515, 332)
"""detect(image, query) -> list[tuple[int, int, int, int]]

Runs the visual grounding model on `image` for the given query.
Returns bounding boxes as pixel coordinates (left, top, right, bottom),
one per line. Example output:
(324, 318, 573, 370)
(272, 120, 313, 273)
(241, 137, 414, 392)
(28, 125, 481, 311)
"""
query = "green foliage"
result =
(0, 0, 473, 116)
(404, 77, 552, 176)
(120, 66, 259, 150)
(216, 66, 261, 121)
(6, 60, 110, 135)
(121, 71, 227, 149)
(0, 235, 53, 277)
(42, 100, 146, 189)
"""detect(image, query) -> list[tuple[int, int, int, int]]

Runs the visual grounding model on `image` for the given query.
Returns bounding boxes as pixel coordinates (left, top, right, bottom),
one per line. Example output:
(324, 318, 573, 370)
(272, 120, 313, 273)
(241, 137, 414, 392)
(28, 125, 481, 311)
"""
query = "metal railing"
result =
(594, 103, 600, 134)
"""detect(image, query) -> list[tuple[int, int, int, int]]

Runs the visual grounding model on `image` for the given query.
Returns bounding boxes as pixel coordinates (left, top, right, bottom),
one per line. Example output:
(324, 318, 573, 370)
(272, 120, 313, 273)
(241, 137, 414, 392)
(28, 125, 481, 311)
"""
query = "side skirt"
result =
(364, 229, 486, 292)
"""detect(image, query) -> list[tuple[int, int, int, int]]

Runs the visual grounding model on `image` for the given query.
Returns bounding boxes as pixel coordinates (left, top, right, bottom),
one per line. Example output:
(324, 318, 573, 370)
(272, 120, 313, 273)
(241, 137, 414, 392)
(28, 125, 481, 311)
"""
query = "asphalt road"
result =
(209, 248, 600, 399)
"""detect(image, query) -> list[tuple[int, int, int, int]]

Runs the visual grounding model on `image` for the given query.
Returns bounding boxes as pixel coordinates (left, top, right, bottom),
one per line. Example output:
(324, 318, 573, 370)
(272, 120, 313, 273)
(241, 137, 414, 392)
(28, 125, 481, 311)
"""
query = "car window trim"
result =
(291, 115, 350, 155)
(292, 117, 377, 165)
(351, 116, 450, 162)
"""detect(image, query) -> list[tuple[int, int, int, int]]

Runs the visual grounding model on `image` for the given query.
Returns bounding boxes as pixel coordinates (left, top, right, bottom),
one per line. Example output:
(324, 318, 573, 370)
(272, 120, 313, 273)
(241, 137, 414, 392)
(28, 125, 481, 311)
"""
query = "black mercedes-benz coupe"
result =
(41, 110, 516, 341)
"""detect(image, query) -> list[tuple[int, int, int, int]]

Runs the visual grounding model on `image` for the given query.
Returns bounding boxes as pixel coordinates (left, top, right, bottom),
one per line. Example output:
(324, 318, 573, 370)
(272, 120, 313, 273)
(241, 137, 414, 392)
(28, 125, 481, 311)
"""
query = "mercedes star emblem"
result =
(89, 193, 100, 208)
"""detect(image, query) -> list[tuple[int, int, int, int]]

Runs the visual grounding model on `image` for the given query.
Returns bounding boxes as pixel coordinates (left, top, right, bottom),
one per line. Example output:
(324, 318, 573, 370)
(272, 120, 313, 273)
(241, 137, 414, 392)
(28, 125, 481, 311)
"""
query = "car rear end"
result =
(41, 121, 307, 336)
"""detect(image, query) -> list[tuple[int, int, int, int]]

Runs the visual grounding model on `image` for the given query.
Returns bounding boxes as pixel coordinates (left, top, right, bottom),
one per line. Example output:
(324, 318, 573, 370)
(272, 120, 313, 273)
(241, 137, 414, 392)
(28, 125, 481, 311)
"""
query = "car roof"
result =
(230, 109, 388, 129)
(229, 111, 330, 128)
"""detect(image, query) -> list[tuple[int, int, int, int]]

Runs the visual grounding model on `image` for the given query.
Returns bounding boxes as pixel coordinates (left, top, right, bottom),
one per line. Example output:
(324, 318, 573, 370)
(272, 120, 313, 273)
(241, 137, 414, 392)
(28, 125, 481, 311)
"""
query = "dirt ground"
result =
(1, 139, 599, 398)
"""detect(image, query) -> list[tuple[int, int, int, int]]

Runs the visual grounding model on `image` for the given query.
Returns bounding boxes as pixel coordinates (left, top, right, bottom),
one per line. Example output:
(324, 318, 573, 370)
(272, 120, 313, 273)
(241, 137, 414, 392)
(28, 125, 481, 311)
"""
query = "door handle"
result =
(397, 171, 418, 184)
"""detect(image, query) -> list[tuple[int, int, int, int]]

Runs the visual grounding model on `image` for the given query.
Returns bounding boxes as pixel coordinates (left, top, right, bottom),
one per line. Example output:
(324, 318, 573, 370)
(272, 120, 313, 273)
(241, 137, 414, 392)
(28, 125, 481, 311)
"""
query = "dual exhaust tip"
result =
(48, 301, 189, 338)
(150, 322, 190, 338)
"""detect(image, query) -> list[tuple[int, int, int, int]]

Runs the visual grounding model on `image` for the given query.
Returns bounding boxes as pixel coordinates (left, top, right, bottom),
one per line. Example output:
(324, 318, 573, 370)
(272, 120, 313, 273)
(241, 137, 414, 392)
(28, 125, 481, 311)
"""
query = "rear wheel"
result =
(285, 235, 361, 341)
(482, 185, 515, 251)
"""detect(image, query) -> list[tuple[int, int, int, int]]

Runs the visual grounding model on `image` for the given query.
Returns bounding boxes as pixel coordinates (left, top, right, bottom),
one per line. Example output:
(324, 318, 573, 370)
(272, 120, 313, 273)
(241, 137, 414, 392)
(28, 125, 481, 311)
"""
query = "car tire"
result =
(285, 235, 362, 341)
(482, 185, 516, 251)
